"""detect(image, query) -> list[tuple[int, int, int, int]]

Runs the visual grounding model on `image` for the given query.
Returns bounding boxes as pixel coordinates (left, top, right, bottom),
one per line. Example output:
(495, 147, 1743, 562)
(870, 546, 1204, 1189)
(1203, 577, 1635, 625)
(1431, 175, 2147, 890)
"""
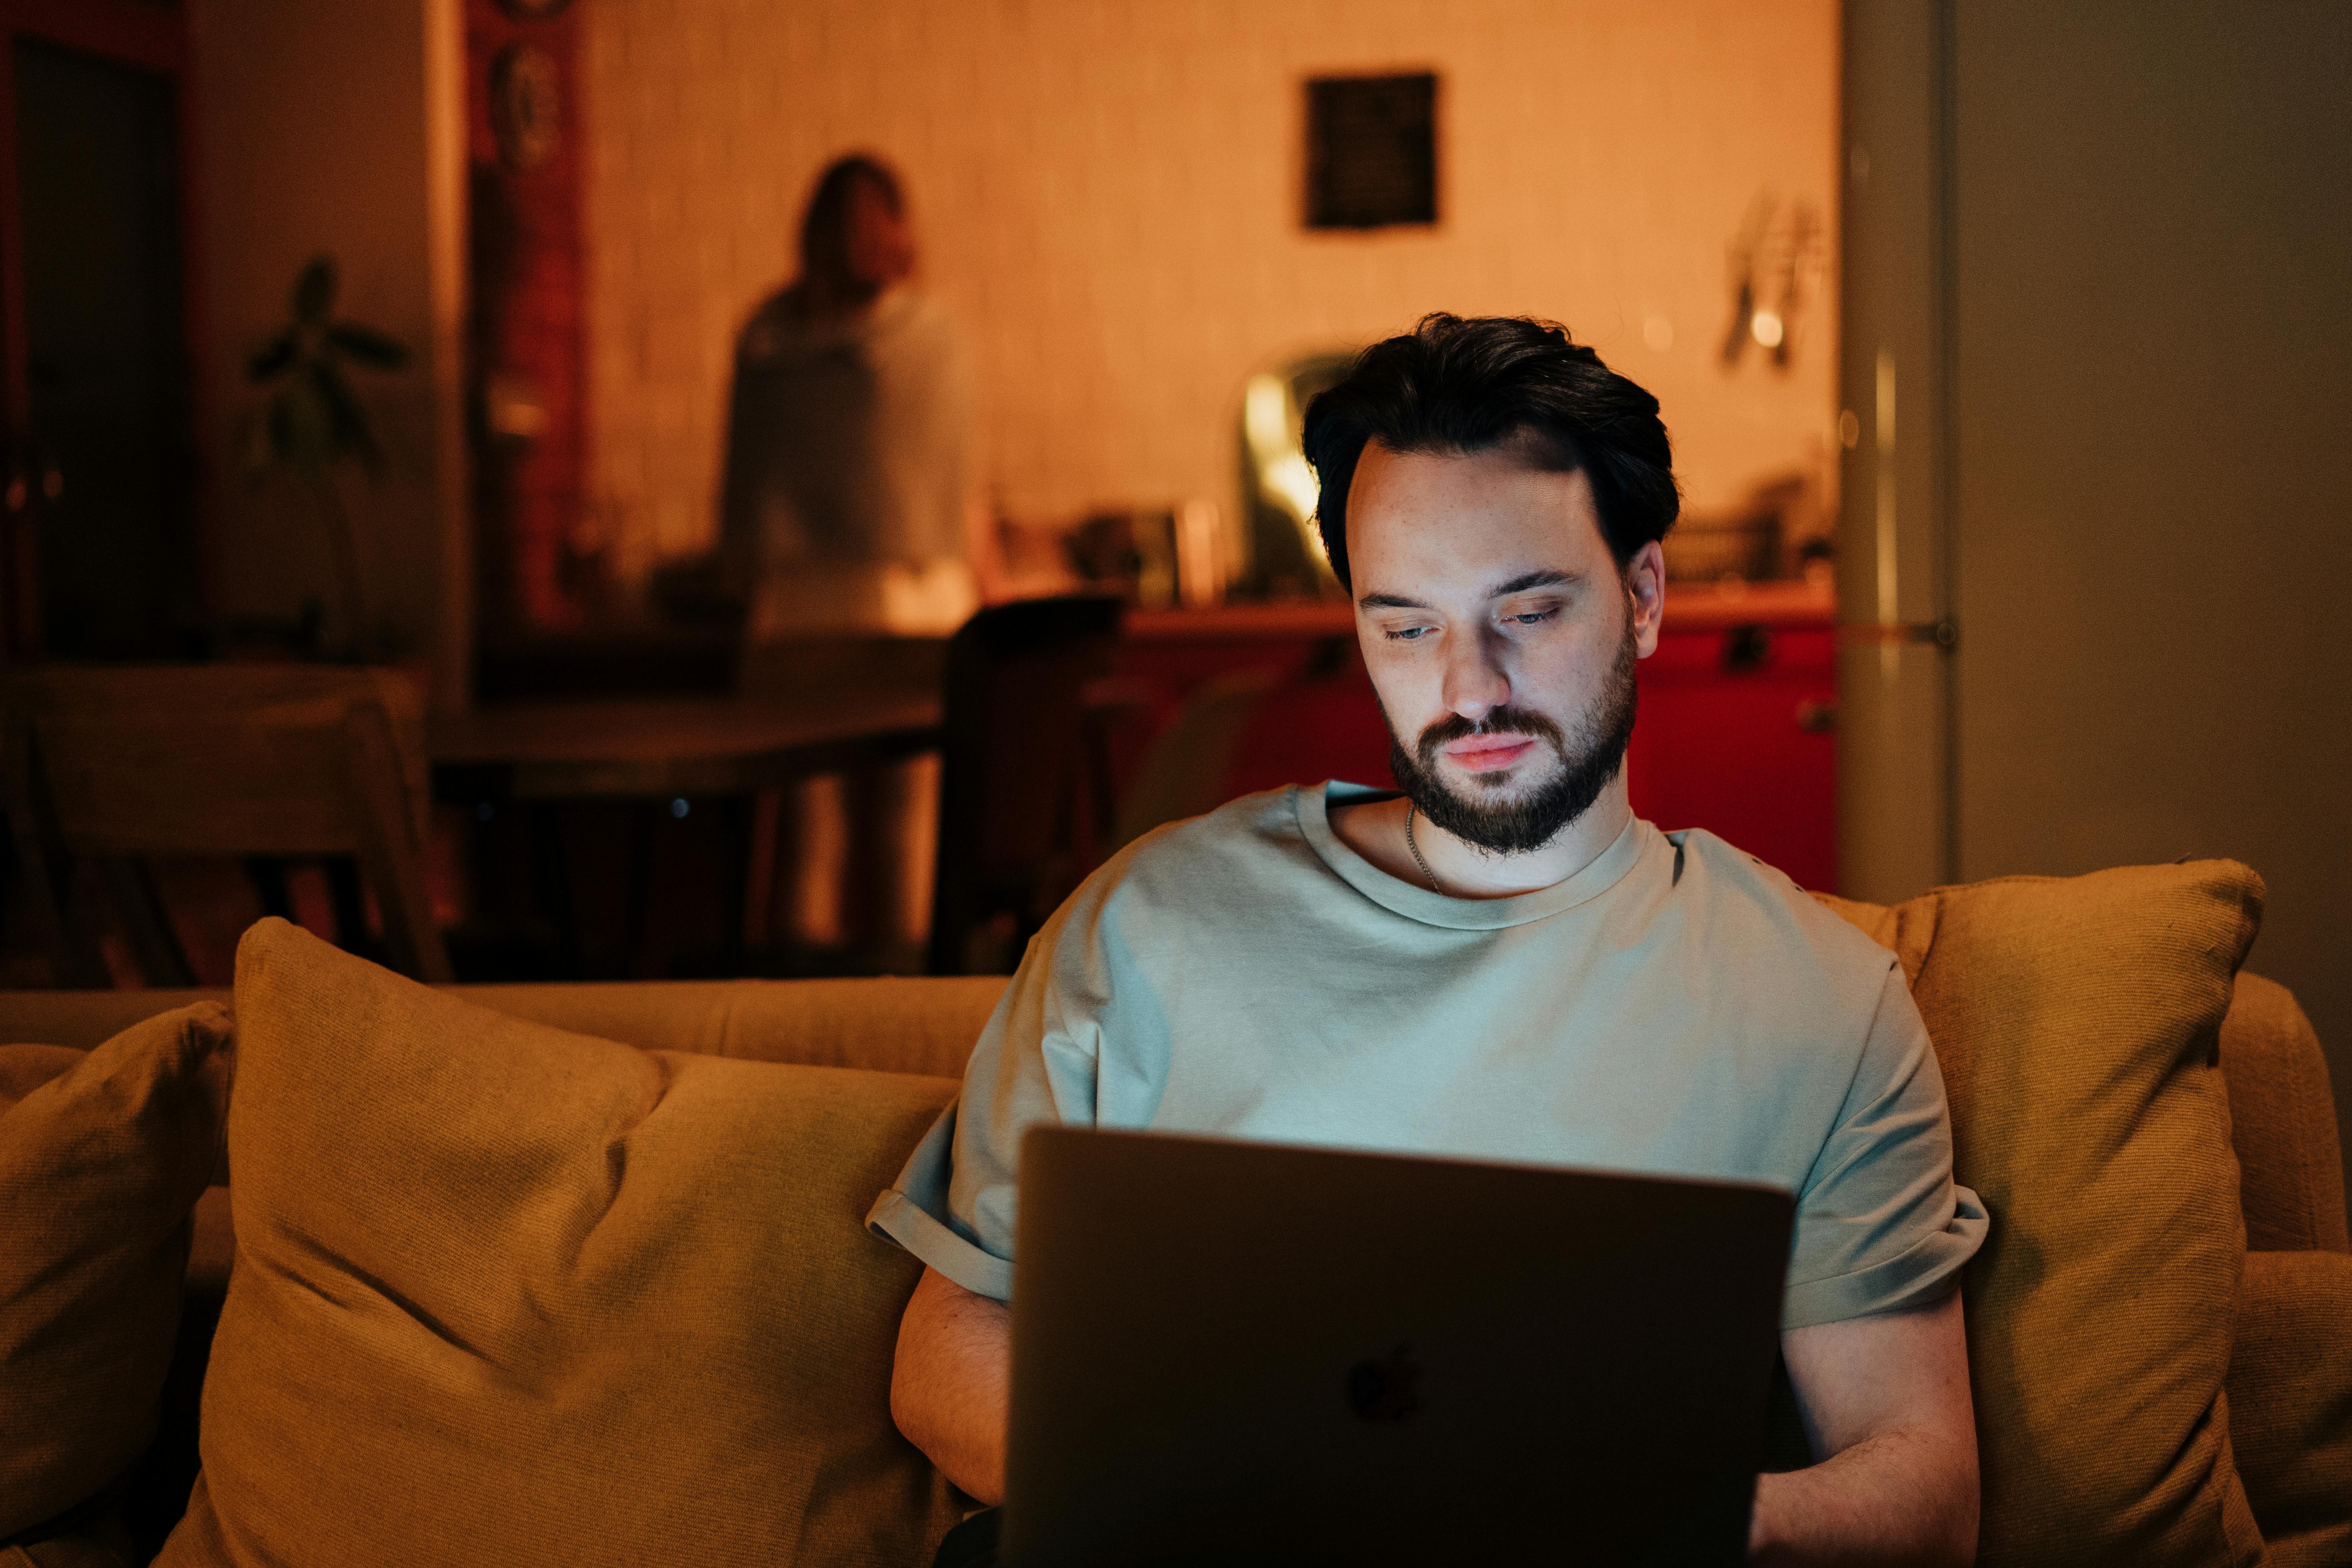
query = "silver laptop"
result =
(1002, 1127, 1794, 1567)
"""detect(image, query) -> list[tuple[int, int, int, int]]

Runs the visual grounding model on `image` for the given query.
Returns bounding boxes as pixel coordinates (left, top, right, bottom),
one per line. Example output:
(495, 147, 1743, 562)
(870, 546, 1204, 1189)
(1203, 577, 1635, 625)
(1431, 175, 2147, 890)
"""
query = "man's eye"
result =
(1506, 608, 1558, 626)
(1387, 625, 1432, 642)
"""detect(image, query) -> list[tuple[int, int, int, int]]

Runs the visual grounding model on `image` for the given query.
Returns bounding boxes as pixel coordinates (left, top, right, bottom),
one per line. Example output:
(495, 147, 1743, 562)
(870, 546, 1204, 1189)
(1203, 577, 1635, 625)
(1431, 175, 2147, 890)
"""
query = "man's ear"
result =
(1624, 540, 1667, 657)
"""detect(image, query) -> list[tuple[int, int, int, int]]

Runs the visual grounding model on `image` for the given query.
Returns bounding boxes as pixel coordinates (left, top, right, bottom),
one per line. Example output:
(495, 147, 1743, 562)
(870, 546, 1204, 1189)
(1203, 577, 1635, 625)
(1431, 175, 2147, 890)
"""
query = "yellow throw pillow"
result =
(1817, 861, 2266, 1567)
(158, 918, 963, 1568)
(0, 1009, 233, 1540)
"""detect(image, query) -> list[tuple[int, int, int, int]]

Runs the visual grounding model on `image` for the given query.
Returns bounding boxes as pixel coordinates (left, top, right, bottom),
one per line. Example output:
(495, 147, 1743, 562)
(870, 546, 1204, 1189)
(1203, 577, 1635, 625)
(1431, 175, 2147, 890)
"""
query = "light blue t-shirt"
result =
(868, 783, 1986, 1329)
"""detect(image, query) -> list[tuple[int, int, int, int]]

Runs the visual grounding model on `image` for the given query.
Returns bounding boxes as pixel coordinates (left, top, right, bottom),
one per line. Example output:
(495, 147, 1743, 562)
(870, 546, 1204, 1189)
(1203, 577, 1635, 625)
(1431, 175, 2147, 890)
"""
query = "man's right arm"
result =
(891, 1266, 1012, 1504)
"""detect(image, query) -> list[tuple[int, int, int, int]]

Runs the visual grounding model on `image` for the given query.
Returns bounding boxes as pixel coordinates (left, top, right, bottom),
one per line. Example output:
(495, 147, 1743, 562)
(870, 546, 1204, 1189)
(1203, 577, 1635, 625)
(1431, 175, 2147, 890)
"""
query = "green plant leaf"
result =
(291, 255, 338, 325)
(247, 329, 299, 382)
(244, 254, 408, 490)
(325, 322, 410, 370)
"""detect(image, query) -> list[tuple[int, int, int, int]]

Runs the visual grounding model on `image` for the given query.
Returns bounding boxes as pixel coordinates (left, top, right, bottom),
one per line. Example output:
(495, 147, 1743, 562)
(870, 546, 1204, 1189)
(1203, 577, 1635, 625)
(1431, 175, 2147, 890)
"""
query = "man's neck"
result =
(1331, 780, 1635, 900)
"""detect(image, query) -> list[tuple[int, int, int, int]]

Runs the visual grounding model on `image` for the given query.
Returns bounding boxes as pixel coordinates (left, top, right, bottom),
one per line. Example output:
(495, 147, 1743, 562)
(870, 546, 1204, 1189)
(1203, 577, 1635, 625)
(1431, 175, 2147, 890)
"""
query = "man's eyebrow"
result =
(1357, 570, 1583, 612)
(1488, 569, 1580, 596)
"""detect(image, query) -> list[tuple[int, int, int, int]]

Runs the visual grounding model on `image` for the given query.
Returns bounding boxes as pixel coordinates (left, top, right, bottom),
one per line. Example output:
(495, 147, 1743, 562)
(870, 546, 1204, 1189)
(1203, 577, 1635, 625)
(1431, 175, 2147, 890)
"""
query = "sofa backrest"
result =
(0, 975, 1010, 1079)
(7, 968, 2336, 1247)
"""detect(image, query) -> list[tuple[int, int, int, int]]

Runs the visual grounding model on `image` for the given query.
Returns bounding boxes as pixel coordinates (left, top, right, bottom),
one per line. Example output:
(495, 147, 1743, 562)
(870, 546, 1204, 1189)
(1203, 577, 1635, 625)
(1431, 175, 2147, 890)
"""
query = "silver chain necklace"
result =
(1404, 801, 1443, 894)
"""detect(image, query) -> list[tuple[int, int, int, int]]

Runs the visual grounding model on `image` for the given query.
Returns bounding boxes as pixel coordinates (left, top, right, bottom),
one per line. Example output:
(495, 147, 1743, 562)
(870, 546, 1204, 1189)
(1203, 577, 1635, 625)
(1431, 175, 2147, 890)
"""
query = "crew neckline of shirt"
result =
(1295, 780, 1653, 930)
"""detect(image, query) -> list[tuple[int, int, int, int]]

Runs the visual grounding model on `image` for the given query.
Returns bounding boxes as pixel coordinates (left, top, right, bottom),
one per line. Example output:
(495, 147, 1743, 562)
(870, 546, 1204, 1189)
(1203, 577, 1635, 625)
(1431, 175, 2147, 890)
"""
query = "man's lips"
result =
(1442, 736, 1539, 771)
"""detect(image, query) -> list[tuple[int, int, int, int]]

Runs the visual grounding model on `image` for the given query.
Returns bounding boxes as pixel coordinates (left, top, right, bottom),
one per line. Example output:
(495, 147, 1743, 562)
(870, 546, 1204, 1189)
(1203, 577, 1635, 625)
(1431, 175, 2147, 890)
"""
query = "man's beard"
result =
(1383, 620, 1638, 857)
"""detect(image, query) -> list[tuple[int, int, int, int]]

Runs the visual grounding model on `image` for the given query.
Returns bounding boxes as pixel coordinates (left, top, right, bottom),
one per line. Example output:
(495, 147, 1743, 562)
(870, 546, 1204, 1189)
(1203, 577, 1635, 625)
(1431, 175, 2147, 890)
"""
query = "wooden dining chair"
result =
(2, 665, 451, 987)
(927, 595, 1124, 975)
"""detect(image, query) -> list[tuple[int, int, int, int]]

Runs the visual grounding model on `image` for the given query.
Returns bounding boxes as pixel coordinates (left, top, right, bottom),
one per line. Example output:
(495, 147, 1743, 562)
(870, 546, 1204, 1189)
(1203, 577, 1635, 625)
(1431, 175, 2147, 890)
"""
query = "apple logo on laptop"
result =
(1347, 1345, 1421, 1421)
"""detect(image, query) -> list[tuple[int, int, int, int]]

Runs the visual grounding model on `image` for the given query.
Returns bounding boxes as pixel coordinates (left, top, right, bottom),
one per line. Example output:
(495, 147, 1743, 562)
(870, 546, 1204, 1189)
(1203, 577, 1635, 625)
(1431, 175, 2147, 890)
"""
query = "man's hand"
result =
(891, 1266, 1012, 1504)
(1750, 1291, 1978, 1566)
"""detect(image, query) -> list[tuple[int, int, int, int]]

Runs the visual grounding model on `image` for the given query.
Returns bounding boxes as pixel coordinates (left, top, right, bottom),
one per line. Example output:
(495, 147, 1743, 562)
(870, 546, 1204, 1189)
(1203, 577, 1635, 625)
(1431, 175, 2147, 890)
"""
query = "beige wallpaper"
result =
(584, 0, 1838, 586)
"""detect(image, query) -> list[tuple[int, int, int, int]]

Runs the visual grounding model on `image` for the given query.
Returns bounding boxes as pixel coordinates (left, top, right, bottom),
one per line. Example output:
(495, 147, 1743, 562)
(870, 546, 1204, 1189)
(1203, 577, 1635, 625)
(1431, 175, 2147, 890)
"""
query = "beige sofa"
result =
(1, 858, 2347, 1567)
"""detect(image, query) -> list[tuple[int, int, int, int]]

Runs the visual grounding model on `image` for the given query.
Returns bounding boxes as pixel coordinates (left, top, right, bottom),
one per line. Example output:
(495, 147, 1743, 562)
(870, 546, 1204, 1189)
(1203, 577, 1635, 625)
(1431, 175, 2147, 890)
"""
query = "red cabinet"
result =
(1625, 584, 1838, 891)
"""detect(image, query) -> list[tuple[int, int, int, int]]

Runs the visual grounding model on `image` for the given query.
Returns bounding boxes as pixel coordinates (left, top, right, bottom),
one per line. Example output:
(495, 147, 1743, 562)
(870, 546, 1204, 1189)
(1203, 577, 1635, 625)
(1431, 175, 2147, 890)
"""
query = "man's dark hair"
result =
(799, 153, 904, 272)
(1301, 314, 1680, 587)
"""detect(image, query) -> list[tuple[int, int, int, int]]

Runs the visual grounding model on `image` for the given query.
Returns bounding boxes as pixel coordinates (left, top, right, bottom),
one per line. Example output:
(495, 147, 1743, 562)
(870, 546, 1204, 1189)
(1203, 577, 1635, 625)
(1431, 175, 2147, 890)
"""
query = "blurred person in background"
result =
(720, 151, 982, 635)
(720, 153, 987, 965)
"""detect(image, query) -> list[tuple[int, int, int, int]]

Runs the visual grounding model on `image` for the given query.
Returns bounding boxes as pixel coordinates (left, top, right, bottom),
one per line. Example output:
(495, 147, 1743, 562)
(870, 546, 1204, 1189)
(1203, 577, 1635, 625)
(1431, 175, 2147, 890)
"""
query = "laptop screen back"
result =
(1003, 1127, 1794, 1567)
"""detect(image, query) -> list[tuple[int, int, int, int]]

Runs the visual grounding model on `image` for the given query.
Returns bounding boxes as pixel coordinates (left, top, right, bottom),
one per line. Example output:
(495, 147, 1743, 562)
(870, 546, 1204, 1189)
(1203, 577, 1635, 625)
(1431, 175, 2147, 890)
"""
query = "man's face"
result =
(1346, 437, 1663, 855)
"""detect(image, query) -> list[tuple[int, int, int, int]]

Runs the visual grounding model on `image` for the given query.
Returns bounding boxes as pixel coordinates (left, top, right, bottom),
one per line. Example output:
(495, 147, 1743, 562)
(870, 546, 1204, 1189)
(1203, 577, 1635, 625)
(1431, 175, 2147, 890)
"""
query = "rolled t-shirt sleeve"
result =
(1781, 961, 1988, 1329)
(864, 929, 1104, 1301)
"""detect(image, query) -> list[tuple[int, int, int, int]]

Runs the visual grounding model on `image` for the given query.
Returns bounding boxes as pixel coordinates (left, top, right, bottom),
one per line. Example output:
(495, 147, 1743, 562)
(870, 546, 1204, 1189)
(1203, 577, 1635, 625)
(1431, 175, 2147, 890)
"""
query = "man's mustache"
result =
(1417, 706, 1567, 768)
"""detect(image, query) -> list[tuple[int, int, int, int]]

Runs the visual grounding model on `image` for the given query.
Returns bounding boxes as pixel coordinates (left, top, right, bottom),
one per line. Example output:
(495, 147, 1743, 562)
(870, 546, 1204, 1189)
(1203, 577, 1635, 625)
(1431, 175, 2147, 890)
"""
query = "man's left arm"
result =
(1750, 1290, 1977, 1567)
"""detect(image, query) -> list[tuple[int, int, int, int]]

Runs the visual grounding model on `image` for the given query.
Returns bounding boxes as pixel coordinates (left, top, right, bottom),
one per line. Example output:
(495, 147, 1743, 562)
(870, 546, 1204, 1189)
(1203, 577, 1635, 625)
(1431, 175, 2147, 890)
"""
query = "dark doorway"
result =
(11, 35, 193, 658)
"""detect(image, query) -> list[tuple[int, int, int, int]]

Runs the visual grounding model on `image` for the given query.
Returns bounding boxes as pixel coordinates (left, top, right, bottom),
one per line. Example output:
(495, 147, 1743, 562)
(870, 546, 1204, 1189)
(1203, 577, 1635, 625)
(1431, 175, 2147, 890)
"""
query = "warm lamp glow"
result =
(1243, 374, 1291, 454)
(1244, 371, 1325, 530)
(1264, 454, 1321, 533)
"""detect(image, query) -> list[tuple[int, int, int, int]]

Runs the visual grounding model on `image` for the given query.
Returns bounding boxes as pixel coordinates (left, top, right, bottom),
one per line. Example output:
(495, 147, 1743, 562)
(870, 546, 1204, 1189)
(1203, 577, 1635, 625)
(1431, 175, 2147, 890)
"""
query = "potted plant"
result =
(239, 255, 410, 659)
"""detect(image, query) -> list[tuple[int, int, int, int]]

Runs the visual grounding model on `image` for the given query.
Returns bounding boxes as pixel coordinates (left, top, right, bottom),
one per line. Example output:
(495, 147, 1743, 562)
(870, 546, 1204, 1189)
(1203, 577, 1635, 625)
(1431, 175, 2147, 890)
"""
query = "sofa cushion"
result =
(2228, 1248, 2352, 1567)
(2218, 974, 2349, 1253)
(1816, 861, 2266, 1568)
(0, 1009, 233, 1541)
(0, 1042, 85, 1107)
(156, 917, 963, 1568)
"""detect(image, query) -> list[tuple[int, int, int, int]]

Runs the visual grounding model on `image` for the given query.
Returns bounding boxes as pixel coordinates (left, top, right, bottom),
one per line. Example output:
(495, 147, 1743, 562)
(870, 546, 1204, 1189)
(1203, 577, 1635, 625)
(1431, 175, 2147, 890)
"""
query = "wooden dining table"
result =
(428, 691, 945, 974)
(427, 691, 943, 801)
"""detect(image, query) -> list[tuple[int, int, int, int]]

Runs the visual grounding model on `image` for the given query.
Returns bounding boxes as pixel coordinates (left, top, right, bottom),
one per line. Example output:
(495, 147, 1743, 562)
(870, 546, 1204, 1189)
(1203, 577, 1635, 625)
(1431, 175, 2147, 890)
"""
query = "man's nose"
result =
(1441, 625, 1512, 722)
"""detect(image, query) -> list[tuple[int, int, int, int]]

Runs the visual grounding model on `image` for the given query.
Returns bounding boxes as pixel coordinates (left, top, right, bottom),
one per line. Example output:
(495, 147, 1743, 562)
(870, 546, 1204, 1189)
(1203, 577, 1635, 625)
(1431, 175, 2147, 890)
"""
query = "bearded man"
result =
(868, 314, 1987, 1567)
